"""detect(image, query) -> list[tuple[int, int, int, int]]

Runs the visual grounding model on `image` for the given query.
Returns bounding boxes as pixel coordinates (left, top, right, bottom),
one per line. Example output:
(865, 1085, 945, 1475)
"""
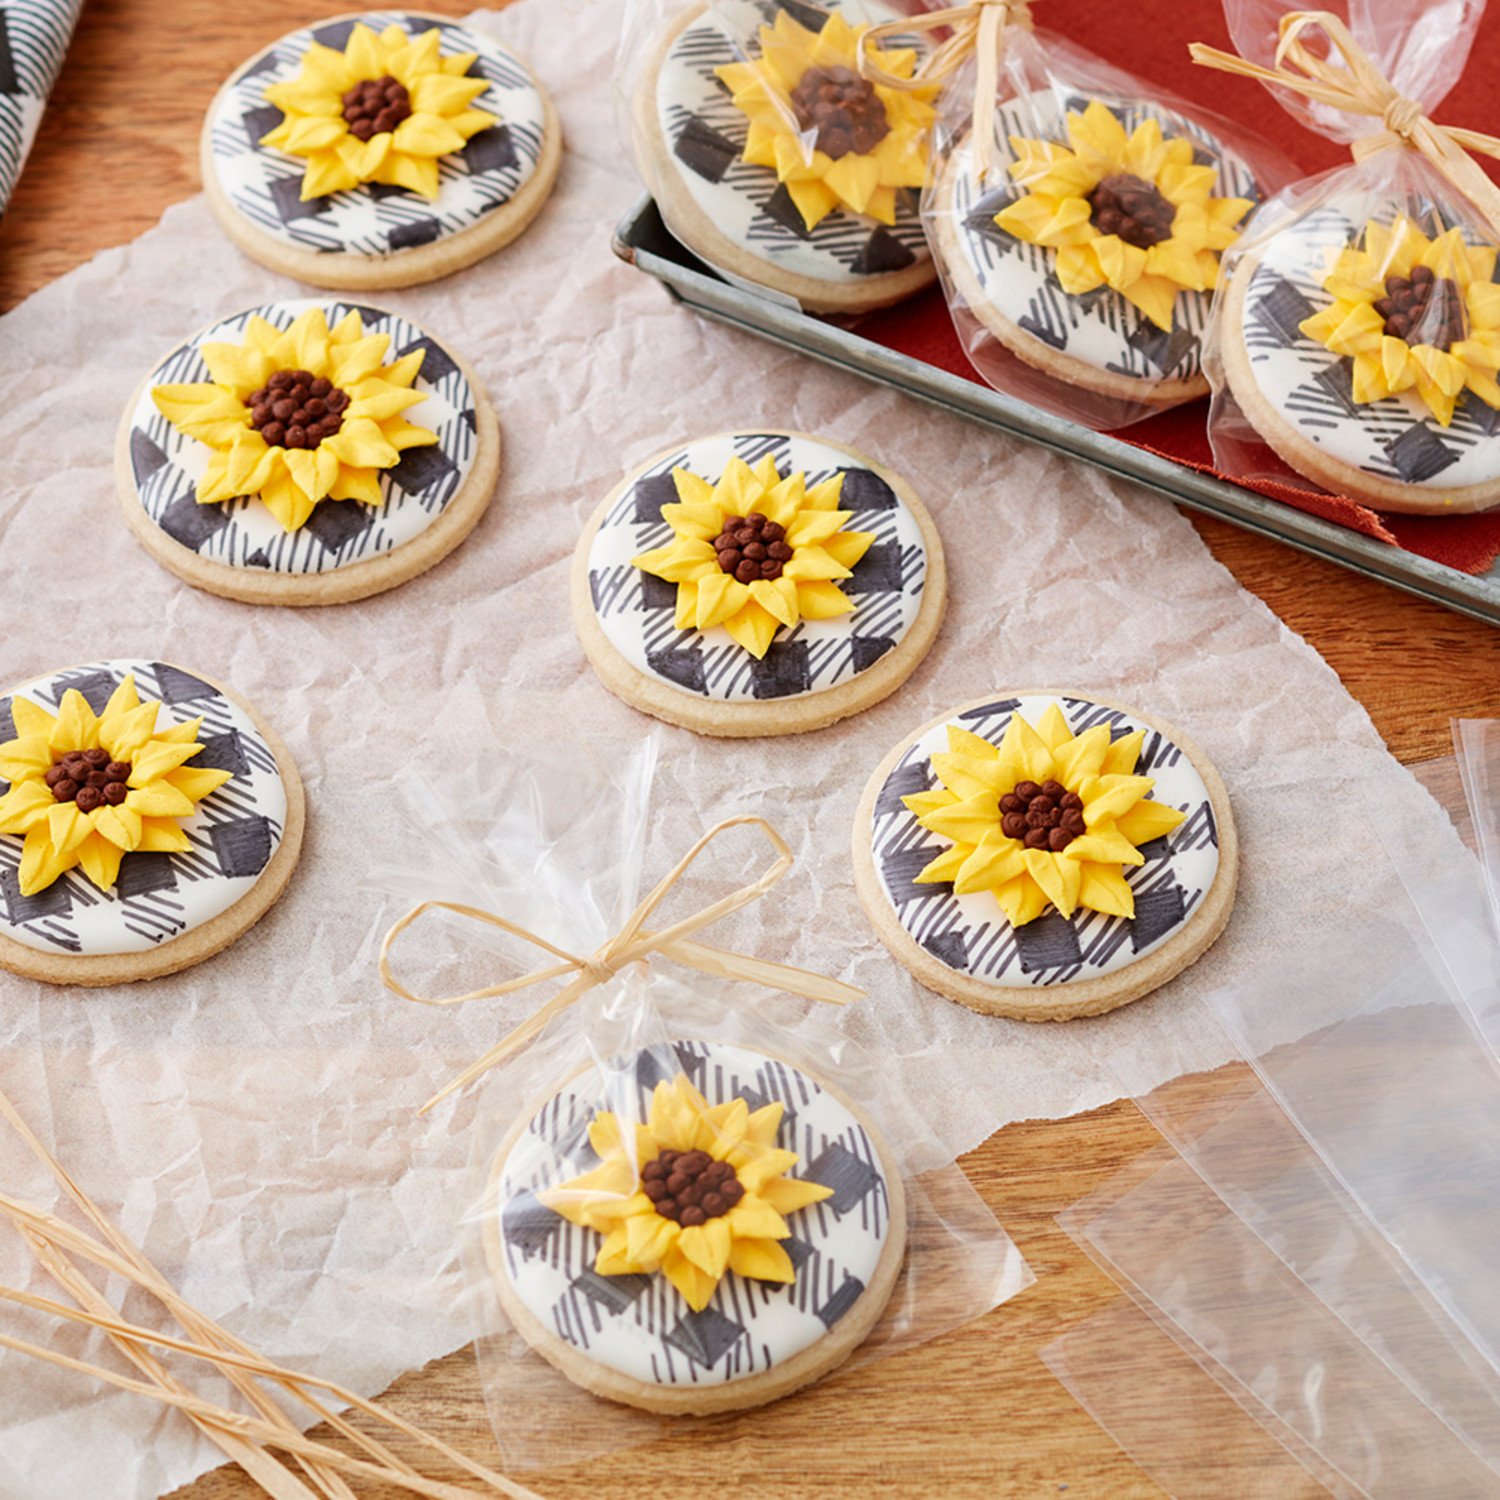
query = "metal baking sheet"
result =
(613, 193, 1500, 629)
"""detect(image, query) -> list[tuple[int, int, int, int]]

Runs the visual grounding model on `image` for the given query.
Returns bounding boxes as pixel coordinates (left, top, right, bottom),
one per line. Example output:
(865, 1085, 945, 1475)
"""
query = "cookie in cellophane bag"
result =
(620, 0, 942, 314)
(922, 18, 1293, 429)
(1196, 7, 1500, 515)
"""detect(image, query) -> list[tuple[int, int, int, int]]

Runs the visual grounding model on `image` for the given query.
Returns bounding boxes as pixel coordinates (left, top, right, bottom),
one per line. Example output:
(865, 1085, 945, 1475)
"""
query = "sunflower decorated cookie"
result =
(852, 692, 1237, 1020)
(485, 1040, 905, 1414)
(571, 430, 946, 737)
(201, 12, 560, 289)
(931, 92, 1265, 413)
(1219, 207, 1500, 514)
(0, 660, 304, 987)
(115, 301, 500, 605)
(633, 0, 938, 313)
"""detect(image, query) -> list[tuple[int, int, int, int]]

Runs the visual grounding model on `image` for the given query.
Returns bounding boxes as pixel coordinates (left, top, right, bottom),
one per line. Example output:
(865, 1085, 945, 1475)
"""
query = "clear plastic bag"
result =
(921, 23, 1296, 428)
(615, 0, 941, 313)
(371, 737, 1031, 1468)
(1197, 8, 1500, 515)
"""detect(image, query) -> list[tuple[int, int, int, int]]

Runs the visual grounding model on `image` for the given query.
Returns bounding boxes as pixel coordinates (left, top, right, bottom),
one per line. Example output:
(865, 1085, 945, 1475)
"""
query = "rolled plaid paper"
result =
(0, 0, 84, 219)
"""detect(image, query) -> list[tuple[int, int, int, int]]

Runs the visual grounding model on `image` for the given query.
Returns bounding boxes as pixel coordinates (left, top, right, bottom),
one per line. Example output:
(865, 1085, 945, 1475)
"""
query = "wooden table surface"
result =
(4, 4, 1498, 1497)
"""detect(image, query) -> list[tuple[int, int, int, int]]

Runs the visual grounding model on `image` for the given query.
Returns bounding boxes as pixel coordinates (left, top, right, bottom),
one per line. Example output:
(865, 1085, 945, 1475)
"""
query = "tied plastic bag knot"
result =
(379, 814, 862, 1112)
(857, 0, 1034, 180)
(1192, 9, 1500, 238)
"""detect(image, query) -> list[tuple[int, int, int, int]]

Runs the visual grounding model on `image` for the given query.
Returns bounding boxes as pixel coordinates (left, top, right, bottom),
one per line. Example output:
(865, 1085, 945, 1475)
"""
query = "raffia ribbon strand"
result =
(1190, 10, 1500, 239)
(379, 815, 863, 1112)
(857, 0, 1033, 180)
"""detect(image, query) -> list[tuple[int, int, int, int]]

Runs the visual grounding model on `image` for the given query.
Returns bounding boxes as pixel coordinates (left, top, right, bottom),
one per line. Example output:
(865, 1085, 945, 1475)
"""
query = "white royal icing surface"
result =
(205, 11, 549, 259)
(127, 300, 480, 577)
(496, 1040, 894, 1388)
(588, 431, 930, 705)
(943, 92, 1262, 386)
(0, 660, 289, 957)
(655, 0, 931, 286)
(1240, 202, 1500, 490)
(868, 694, 1221, 989)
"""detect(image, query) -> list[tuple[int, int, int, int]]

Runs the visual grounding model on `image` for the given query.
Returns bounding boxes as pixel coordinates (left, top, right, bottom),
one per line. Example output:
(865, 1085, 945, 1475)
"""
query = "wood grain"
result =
(2, 5, 1492, 1498)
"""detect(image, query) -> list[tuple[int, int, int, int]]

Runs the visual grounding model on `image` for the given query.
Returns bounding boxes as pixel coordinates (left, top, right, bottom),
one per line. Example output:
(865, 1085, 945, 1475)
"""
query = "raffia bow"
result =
(857, 0, 1034, 180)
(1190, 10, 1500, 239)
(380, 816, 862, 1112)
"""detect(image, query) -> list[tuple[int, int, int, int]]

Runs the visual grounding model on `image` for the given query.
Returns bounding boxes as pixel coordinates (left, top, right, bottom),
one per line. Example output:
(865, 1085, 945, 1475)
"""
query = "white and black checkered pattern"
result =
(0, 0, 82, 217)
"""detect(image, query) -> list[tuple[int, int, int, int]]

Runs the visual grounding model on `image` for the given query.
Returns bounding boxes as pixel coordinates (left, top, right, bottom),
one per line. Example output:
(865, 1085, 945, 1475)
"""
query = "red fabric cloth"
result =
(855, 0, 1500, 576)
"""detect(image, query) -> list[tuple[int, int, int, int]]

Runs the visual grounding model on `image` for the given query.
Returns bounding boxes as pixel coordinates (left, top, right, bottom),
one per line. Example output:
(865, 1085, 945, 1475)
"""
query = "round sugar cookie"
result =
(115, 299, 501, 606)
(0, 660, 304, 987)
(852, 691, 1237, 1020)
(201, 10, 561, 290)
(633, 1, 936, 314)
(930, 93, 1266, 407)
(571, 430, 946, 738)
(484, 1039, 906, 1414)
(1217, 206, 1500, 515)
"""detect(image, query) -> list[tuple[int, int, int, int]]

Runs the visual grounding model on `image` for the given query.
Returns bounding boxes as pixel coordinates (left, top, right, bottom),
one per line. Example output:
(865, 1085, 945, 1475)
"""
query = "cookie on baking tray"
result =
(201, 11, 561, 290)
(852, 691, 1237, 1020)
(1218, 208, 1500, 514)
(571, 429, 946, 738)
(930, 93, 1264, 407)
(633, 1, 938, 314)
(115, 300, 500, 606)
(0, 660, 304, 987)
(484, 1039, 906, 1414)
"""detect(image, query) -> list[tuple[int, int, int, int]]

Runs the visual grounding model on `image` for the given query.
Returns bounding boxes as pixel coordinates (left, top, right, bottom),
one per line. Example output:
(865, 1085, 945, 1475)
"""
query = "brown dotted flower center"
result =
(640, 1149, 744, 1227)
(789, 65, 890, 160)
(44, 749, 131, 813)
(342, 75, 412, 142)
(247, 369, 350, 452)
(1000, 779, 1087, 853)
(1375, 265, 1467, 349)
(1088, 173, 1176, 250)
(712, 512, 795, 585)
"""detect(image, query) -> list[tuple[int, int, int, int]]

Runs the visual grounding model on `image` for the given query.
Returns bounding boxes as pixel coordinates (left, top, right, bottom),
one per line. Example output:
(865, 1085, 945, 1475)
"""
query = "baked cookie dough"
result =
(202, 11, 561, 290)
(0, 660, 304, 987)
(485, 1040, 906, 1414)
(931, 93, 1263, 408)
(633, 0, 937, 314)
(1218, 207, 1500, 514)
(572, 430, 946, 738)
(115, 299, 501, 606)
(852, 691, 1237, 1020)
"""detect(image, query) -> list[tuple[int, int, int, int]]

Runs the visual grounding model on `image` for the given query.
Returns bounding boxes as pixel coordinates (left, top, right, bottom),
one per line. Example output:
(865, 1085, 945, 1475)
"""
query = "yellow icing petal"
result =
(1085, 775, 1155, 825)
(1023, 846, 1081, 918)
(124, 782, 197, 819)
(995, 873, 1050, 927)
(1078, 863, 1135, 919)
(1114, 799, 1187, 845)
(0, 780, 55, 832)
(919, 792, 1002, 845)
(76, 831, 125, 892)
(743, 1101, 784, 1148)
(954, 830, 1028, 895)
(1051, 722, 1111, 785)
(735, 1150, 801, 1193)
(913, 842, 971, 885)
(930, 750, 1006, 800)
(51, 691, 101, 752)
(46, 801, 90, 855)
(92, 804, 143, 852)
(128, 740, 204, 785)
(19, 825, 77, 895)
(727, 1238, 796, 1283)
(1066, 828, 1145, 866)
(9, 700, 55, 739)
(662, 1249, 718, 1313)
(0, 734, 54, 780)
(722, 604, 781, 658)
(136, 820, 192, 854)
(1100, 729, 1145, 776)
(749, 577, 798, 628)
(678, 1218, 733, 1279)
(757, 1175, 833, 1214)
(793, 580, 856, 620)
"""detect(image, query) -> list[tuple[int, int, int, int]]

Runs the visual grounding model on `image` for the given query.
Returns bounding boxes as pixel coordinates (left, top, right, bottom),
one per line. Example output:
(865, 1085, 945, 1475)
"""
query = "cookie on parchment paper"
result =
(853, 690, 1237, 1020)
(484, 1039, 906, 1414)
(571, 429, 946, 738)
(0, 660, 304, 987)
(115, 299, 500, 606)
(201, 10, 561, 290)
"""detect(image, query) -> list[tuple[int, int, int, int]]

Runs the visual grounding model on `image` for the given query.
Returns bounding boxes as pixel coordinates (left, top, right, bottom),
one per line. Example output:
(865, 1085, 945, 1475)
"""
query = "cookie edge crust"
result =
(481, 1046, 908, 1415)
(1218, 254, 1500, 516)
(851, 689, 1239, 1021)
(0, 666, 306, 988)
(930, 144, 1209, 406)
(113, 319, 502, 607)
(199, 10, 563, 292)
(632, 3, 937, 316)
(570, 430, 947, 739)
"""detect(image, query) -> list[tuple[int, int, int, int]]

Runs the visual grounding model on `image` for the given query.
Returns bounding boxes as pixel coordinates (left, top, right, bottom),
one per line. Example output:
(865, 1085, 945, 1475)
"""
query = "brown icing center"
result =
(1088, 173, 1177, 250)
(342, 75, 412, 141)
(640, 1149, 745, 1227)
(712, 512, 795, 585)
(1375, 265, 1466, 349)
(789, 65, 890, 160)
(999, 779, 1087, 853)
(247, 369, 350, 451)
(45, 749, 131, 813)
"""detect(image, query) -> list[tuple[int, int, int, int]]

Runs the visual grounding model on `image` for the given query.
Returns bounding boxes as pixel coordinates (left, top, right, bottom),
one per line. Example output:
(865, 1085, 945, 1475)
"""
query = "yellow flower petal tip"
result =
(150, 306, 436, 534)
(1300, 216, 1500, 427)
(908, 703, 1187, 928)
(995, 99, 1253, 332)
(540, 1072, 830, 1309)
(261, 22, 495, 202)
(0, 677, 231, 896)
(716, 9, 936, 231)
(631, 453, 874, 659)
